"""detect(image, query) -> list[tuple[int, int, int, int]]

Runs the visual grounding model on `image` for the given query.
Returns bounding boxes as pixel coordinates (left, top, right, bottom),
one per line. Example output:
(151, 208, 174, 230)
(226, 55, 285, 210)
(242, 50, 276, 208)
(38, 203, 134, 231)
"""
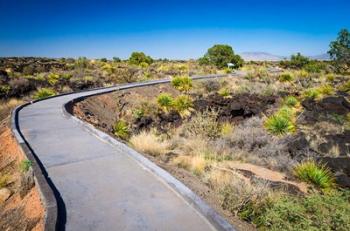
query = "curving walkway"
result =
(15, 75, 243, 231)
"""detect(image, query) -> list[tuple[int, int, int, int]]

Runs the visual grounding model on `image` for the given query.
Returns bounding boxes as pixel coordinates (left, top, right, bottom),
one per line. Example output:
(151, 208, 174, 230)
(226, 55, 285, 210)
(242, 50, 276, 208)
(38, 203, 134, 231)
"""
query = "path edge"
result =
(63, 74, 236, 231)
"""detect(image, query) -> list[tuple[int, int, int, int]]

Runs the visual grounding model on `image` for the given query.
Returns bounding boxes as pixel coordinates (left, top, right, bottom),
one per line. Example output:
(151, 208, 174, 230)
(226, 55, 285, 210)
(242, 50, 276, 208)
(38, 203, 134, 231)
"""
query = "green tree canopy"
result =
(290, 53, 310, 69)
(199, 44, 243, 69)
(128, 52, 153, 65)
(328, 29, 350, 73)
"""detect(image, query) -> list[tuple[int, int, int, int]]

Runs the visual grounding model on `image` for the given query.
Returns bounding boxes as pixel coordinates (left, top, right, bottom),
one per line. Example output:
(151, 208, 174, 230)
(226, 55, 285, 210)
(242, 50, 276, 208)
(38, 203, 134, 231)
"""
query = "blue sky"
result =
(0, 0, 349, 59)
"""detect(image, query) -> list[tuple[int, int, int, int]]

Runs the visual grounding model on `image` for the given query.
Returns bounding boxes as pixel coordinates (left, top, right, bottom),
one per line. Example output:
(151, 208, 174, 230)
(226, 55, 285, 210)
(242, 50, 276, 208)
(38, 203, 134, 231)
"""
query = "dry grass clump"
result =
(0, 98, 23, 121)
(227, 117, 295, 171)
(183, 108, 221, 139)
(220, 177, 272, 216)
(129, 130, 168, 156)
(173, 155, 207, 176)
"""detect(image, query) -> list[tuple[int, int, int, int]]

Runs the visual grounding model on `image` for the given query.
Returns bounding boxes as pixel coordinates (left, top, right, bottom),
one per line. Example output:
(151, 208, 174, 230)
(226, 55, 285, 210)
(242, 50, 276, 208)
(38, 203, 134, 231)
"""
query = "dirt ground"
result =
(0, 119, 44, 231)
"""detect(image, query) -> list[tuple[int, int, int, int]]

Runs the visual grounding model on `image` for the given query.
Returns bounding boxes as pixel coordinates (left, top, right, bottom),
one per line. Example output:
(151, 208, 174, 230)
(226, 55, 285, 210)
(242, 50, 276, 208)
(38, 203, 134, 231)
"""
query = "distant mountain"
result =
(239, 52, 285, 61)
(309, 53, 331, 61)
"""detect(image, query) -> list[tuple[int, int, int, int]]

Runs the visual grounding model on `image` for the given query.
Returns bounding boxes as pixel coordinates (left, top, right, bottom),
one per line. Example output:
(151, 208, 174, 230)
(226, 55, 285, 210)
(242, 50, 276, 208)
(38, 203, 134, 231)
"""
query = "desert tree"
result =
(199, 44, 243, 69)
(328, 29, 350, 73)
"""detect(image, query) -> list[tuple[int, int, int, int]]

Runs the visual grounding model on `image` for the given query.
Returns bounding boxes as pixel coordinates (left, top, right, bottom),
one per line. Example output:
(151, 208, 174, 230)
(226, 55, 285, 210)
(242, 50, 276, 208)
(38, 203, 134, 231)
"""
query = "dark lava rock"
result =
(193, 93, 276, 122)
(318, 130, 350, 156)
(302, 96, 350, 115)
(319, 156, 350, 188)
(134, 116, 153, 130)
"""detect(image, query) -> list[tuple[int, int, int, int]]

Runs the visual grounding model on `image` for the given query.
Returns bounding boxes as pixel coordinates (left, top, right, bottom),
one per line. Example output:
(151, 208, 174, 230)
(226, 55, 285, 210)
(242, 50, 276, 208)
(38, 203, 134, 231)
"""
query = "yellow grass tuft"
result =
(129, 131, 168, 156)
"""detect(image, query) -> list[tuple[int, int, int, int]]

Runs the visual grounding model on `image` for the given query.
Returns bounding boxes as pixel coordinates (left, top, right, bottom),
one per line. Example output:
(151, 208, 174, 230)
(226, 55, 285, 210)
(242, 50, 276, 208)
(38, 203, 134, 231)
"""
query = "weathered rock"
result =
(19, 168, 35, 198)
(302, 96, 350, 115)
(0, 188, 12, 203)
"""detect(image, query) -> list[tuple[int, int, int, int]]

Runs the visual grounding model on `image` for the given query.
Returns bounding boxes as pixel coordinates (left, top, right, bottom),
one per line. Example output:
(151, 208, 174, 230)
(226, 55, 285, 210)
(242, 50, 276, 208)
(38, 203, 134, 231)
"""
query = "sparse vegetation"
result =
(19, 159, 32, 173)
(33, 88, 56, 99)
(173, 95, 193, 117)
(113, 120, 129, 140)
(130, 131, 168, 156)
(171, 75, 192, 92)
(157, 93, 174, 112)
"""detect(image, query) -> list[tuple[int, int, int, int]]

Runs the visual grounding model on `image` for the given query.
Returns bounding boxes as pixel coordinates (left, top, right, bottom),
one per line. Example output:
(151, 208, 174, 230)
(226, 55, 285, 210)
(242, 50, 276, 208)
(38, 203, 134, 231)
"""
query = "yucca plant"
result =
(303, 88, 320, 100)
(279, 73, 294, 82)
(265, 114, 295, 135)
(157, 93, 174, 112)
(173, 95, 193, 117)
(218, 87, 232, 98)
(317, 84, 334, 96)
(34, 88, 56, 100)
(171, 75, 192, 93)
(113, 120, 129, 140)
(283, 96, 299, 107)
(294, 160, 335, 189)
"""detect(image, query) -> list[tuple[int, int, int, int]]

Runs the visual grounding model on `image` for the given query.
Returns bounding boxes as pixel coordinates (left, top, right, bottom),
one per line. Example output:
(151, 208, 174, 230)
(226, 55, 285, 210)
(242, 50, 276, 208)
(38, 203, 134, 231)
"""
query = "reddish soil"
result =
(0, 120, 44, 231)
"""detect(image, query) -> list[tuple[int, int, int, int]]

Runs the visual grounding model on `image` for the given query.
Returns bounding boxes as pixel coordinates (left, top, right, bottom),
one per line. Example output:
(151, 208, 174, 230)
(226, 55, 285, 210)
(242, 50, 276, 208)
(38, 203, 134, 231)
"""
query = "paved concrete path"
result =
(17, 76, 240, 231)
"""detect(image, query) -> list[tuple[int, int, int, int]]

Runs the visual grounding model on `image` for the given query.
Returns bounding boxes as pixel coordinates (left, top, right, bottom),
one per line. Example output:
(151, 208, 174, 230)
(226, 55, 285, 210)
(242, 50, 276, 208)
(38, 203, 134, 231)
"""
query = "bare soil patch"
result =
(0, 120, 44, 231)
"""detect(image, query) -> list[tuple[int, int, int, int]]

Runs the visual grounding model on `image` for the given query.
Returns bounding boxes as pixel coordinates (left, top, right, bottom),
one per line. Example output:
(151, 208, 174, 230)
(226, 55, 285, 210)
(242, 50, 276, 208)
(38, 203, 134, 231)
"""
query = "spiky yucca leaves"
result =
(294, 160, 335, 189)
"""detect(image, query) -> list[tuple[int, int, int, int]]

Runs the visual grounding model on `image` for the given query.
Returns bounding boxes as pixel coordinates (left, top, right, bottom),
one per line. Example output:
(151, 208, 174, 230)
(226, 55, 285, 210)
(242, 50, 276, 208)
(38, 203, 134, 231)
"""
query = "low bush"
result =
(317, 84, 334, 96)
(33, 88, 56, 99)
(218, 87, 231, 98)
(19, 159, 32, 172)
(279, 73, 294, 82)
(173, 95, 193, 117)
(339, 80, 350, 93)
(303, 88, 320, 100)
(183, 109, 221, 139)
(283, 96, 299, 107)
(245, 190, 350, 230)
(113, 120, 129, 140)
(171, 75, 192, 92)
(47, 73, 60, 85)
(157, 93, 173, 112)
(221, 122, 234, 137)
(294, 160, 335, 189)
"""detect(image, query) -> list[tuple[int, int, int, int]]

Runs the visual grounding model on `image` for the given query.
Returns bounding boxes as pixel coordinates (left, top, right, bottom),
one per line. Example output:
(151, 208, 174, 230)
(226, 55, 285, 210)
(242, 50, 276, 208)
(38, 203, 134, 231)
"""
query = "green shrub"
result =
(47, 73, 60, 85)
(173, 95, 193, 117)
(34, 88, 56, 99)
(128, 52, 153, 65)
(171, 75, 192, 92)
(265, 113, 295, 135)
(279, 73, 294, 82)
(283, 96, 299, 107)
(113, 120, 129, 140)
(303, 88, 320, 100)
(199, 44, 243, 69)
(218, 87, 231, 98)
(132, 108, 144, 119)
(157, 93, 174, 112)
(326, 73, 335, 82)
(19, 159, 32, 172)
(294, 160, 335, 189)
(318, 84, 334, 96)
(339, 80, 350, 93)
(303, 61, 325, 73)
(246, 191, 350, 230)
